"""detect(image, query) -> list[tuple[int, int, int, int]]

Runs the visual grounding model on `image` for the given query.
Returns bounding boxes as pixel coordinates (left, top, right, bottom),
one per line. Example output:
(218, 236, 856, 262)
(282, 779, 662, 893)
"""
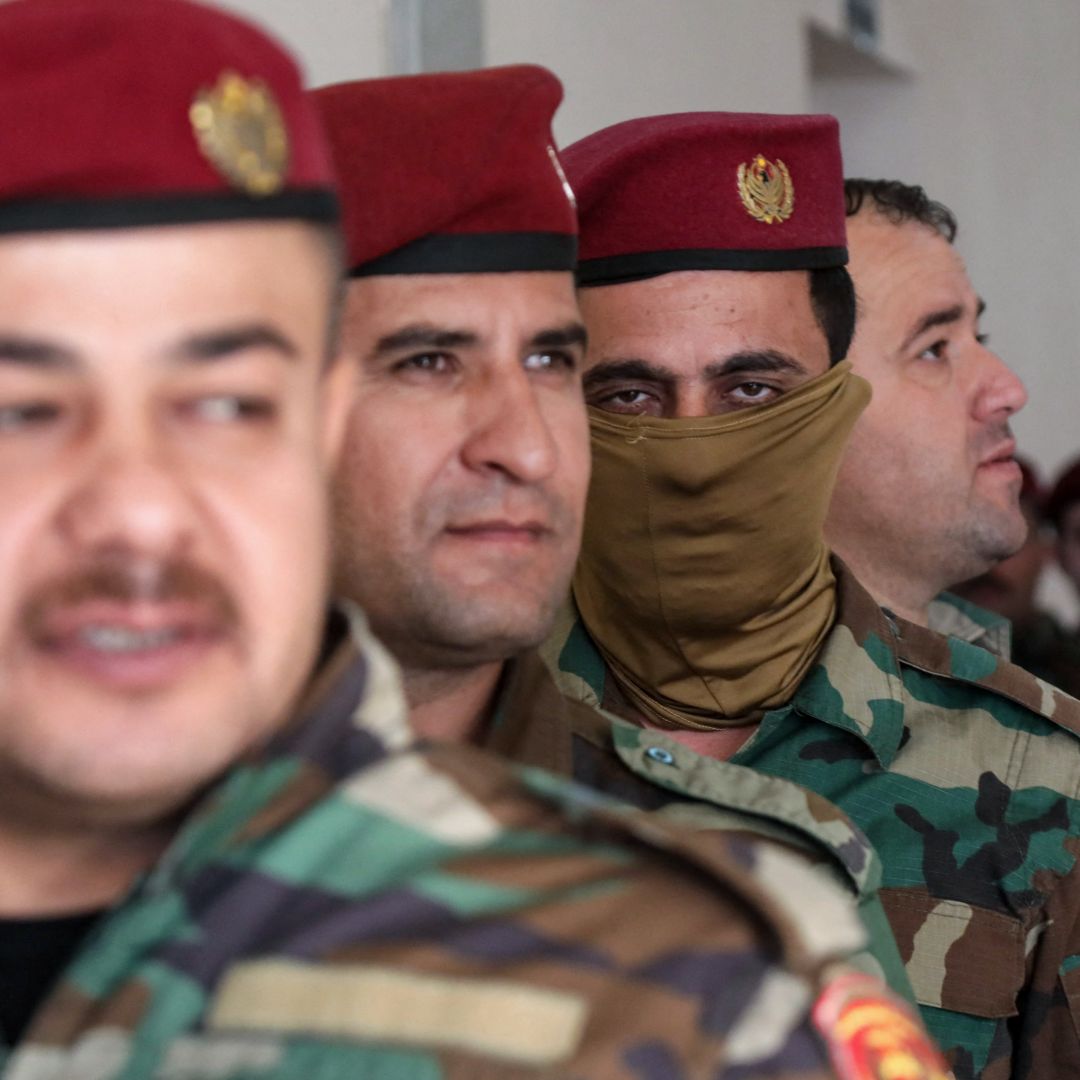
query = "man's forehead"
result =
(344, 271, 579, 328)
(848, 214, 975, 313)
(579, 268, 817, 340)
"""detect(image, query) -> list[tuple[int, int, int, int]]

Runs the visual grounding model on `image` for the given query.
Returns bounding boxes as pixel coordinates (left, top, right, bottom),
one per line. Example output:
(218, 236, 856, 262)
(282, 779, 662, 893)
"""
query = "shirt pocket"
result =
(881, 887, 1025, 1017)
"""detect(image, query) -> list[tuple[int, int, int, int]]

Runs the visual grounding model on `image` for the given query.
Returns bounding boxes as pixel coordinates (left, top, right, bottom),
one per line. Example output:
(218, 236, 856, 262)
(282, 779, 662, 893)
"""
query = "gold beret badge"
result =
(190, 71, 290, 196)
(737, 154, 794, 224)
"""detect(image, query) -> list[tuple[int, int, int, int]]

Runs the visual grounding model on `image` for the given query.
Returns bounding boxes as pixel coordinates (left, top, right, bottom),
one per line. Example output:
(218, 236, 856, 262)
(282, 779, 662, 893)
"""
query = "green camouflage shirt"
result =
(928, 593, 1012, 659)
(550, 562, 1080, 1080)
(1, 611, 908, 1080)
(486, 648, 915, 1006)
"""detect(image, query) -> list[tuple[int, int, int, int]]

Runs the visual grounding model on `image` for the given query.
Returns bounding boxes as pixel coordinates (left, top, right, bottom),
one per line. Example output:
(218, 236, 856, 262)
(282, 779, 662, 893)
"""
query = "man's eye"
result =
(918, 340, 948, 361)
(0, 402, 61, 432)
(731, 381, 776, 401)
(976, 332, 990, 346)
(185, 396, 275, 423)
(395, 353, 454, 375)
(523, 350, 577, 373)
(589, 387, 656, 414)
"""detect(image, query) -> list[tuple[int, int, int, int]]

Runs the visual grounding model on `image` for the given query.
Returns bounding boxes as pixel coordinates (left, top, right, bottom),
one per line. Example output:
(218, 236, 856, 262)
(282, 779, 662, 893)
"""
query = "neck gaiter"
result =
(573, 361, 870, 729)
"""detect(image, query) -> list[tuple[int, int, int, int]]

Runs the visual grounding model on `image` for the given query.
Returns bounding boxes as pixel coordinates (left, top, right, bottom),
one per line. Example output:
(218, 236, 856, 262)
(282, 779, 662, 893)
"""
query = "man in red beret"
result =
(313, 66, 592, 753)
(0, 5, 931, 1074)
(547, 116, 1080, 1078)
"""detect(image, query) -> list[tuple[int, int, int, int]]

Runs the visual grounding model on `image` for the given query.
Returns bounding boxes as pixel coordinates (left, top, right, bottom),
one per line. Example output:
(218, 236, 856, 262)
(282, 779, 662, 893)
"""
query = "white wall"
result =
(216, 0, 387, 85)
(484, 0, 1080, 486)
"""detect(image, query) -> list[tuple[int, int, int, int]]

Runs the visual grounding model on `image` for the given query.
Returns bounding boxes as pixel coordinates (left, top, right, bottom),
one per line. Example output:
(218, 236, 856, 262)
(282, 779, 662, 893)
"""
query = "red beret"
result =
(313, 65, 577, 276)
(0, 0, 337, 234)
(563, 112, 847, 285)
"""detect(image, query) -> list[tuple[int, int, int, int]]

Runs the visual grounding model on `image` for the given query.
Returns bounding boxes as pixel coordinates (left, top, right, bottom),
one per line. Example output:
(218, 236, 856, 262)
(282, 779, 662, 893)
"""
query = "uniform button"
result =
(645, 746, 676, 766)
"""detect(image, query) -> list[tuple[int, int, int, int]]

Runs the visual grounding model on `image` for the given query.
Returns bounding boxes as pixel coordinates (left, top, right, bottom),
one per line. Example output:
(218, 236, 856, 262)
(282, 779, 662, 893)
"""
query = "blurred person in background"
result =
(949, 457, 1080, 696)
(1048, 456, 1080, 598)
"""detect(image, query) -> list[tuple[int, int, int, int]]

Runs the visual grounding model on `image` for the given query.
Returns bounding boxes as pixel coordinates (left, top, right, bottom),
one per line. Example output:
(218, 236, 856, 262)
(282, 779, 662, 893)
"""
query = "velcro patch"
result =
(208, 959, 588, 1067)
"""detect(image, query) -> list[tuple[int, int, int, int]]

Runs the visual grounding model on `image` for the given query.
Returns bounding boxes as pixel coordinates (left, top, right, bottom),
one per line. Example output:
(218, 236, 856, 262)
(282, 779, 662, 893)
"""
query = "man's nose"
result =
(972, 344, 1028, 424)
(55, 432, 197, 558)
(460, 366, 558, 484)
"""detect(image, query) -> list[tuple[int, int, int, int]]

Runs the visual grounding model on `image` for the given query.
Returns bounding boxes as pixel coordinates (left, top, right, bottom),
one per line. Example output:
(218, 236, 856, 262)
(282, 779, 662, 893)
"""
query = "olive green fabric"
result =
(574, 362, 870, 728)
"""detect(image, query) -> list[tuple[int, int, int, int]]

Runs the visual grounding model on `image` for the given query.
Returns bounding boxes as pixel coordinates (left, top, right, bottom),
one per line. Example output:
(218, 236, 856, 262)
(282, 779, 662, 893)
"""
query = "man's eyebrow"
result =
(171, 323, 299, 363)
(373, 324, 479, 356)
(0, 335, 78, 370)
(583, 358, 677, 394)
(529, 322, 588, 351)
(976, 297, 987, 319)
(901, 304, 964, 351)
(703, 349, 808, 379)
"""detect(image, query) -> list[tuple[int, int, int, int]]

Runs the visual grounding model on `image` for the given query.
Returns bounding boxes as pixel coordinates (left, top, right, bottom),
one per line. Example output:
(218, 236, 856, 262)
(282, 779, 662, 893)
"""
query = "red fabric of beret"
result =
(313, 65, 577, 276)
(0, 0, 337, 233)
(563, 111, 847, 285)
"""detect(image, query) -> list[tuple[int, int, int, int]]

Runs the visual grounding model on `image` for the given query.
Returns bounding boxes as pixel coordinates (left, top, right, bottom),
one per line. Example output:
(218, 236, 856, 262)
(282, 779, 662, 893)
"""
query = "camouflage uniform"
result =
(1, 611, 917, 1080)
(485, 649, 915, 1004)
(550, 561, 1080, 1080)
(933, 592, 1080, 700)
(928, 593, 1011, 659)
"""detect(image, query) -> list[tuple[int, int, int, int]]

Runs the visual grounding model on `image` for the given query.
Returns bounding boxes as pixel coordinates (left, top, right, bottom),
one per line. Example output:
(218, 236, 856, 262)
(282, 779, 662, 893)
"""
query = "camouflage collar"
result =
(787, 562, 910, 769)
(928, 591, 1013, 659)
(145, 606, 410, 893)
(795, 563, 1075, 766)
(483, 649, 577, 775)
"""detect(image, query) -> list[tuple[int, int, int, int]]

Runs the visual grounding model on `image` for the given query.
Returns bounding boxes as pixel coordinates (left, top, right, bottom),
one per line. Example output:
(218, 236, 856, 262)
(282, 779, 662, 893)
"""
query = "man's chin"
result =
(389, 608, 559, 670)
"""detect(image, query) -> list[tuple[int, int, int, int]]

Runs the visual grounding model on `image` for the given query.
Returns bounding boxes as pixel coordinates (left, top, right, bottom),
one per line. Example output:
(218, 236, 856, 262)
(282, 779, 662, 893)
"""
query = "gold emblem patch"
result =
(190, 71, 289, 196)
(736, 154, 794, 224)
(813, 972, 954, 1080)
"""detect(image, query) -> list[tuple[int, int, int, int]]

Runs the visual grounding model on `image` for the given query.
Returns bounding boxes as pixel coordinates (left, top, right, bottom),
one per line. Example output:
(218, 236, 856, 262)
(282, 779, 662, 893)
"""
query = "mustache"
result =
(973, 421, 1015, 459)
(22, 554, 239, 636)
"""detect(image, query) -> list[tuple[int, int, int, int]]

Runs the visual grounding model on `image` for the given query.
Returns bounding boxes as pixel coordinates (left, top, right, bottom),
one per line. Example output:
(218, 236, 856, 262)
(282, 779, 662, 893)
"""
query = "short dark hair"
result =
(844, 178, 958, 243)
(810, 265, 856, 366)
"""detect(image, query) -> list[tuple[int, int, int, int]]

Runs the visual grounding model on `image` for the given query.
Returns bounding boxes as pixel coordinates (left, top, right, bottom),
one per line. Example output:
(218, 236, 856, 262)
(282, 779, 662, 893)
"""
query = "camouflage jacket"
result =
(928, 593, 1012, 659)
(0, 611, 919, 1080)
(486, 648, 915, 1005)
(550, 562, 1080, 1080)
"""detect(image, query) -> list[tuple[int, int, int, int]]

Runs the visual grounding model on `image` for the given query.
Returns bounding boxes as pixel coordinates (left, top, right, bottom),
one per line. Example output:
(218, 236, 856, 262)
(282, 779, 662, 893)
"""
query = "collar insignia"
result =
(190, 71, 289, 196)
(737, 154, 794, 224)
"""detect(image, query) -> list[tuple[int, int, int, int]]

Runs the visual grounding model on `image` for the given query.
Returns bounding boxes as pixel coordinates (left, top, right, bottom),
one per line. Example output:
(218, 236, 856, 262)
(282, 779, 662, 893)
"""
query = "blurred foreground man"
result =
(318, 75, 919, 1000)
(550, 119, 1080, 1079)
(0, 10, 935, 1074)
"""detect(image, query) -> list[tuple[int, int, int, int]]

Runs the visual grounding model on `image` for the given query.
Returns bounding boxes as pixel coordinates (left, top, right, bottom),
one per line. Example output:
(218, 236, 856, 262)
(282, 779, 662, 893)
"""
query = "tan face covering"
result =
(572, 361, 870, 729)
